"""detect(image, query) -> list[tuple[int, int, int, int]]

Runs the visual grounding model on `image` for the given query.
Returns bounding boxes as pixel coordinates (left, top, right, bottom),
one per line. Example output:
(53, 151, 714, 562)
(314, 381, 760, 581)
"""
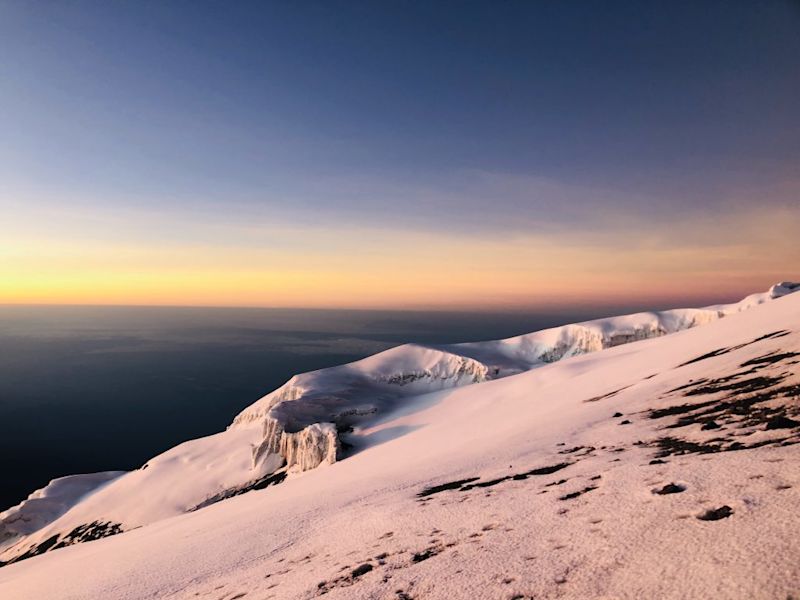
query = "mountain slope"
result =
(1, 284, 798, 599)
(0, 284, 798, 599)
(2, 283, 796, 565)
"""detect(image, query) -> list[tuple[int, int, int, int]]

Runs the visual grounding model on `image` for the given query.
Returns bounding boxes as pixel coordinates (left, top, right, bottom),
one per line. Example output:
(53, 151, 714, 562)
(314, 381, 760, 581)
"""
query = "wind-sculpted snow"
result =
(0, 282, 797, 567)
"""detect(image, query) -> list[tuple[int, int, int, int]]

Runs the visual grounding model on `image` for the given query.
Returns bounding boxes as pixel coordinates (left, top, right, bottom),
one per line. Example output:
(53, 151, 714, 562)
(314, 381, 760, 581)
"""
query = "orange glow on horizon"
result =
(1, 205, 797, 311)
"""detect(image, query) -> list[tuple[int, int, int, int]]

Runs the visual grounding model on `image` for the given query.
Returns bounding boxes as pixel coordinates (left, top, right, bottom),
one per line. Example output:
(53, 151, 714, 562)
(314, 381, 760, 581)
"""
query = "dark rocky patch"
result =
(766, 415, 800, 430)
(525, 462, 572, 476)
(559, 445, 595, 455)
(584, 385, 631, 403)
(651, 436, 723, 456)
(53, 521, 123, 549)
(4, 534, 60, 565)
(668, 378, 710, 394)
(697, 505, 733, 521)
(683, 375, 785, 397)
(190, 470, 288, 511)
(559, 486, 597, 501)
(651, 432, 797, 457)
(2, 520, 124, 567)
(460, 477, 510, 491)
(612, 412, 623, 418)
(411, 546, 442, 563)
(316, 559, 380, 595)
(741, 351, 800, 368)
(619, 419, 631, 425)
(418, 463, 572, 497)
(648, 356, 800, 439)
(750, 330, 791, 343)
(545, 479, 568, 487)
(678, 348, 731, 367)
(676, 330, 791, 368)
(652, 483, 686, 495)
(649, 399, 719, 420)
(649, 458, 667, 465)
(417, 477, 480, 497)
(351, 563, 373, 578)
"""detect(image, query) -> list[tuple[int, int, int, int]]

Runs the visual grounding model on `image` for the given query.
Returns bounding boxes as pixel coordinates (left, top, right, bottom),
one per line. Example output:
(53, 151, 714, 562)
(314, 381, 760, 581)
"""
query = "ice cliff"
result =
(229, 282, 800, 475)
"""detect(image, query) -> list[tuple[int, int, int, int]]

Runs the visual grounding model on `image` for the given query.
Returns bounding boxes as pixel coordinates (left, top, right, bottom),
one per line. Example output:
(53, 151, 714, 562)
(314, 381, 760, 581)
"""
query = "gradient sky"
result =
(1, 1, 798, 310)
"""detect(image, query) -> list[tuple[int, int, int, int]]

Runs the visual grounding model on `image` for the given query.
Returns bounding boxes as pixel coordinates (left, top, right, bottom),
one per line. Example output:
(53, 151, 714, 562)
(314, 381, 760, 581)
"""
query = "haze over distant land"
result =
(1, 1, 798, 309)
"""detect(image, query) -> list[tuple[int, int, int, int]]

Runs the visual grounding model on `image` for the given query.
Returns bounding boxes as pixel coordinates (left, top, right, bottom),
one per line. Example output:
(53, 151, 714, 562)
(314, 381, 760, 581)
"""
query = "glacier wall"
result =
(229, 282, 800, 475)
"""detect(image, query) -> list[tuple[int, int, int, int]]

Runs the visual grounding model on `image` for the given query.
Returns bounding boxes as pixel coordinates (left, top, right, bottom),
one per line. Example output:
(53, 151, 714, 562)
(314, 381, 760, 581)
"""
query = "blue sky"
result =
(1, 1, 798, 308)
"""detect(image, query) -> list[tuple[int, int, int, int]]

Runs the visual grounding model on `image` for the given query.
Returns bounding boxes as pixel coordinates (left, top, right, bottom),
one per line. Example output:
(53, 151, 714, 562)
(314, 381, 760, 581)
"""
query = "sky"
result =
(0, 1, 798, 310)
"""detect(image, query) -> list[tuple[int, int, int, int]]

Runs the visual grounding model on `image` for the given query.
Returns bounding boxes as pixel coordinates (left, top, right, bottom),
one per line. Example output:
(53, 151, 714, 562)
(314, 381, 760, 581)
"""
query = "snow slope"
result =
(0, 282, 797, 567)
(0, 472, 123, 553)
(0, 283, 798, 600)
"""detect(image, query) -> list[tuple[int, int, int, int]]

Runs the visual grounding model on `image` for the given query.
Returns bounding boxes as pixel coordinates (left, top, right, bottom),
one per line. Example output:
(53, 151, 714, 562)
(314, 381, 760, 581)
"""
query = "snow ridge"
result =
(230, 282, 799, 477)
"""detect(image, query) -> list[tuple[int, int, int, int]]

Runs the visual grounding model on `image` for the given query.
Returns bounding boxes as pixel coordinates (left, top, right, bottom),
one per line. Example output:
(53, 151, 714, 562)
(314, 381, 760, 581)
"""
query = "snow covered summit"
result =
(0, 282, 798, 600)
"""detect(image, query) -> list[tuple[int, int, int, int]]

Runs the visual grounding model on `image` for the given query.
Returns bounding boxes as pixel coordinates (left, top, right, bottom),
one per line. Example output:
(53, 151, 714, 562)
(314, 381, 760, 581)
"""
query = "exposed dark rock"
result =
(740, 351, 800, 368)
(678, 348, 731, 367)
(418, 462, 572, 497)
(351, 563, 373, 578)
(417, 477, 480, 498)
(652, 483, 686, 495)
(559, 486, 597, 501)
(525, 462, 572, 476)
(584, 386, 631, 403)
(2, 521, 124, 567)
(649, 399, 719, 420)
(697, 505, 733, 521)
(676, 330, 791, 368)
(545, 479, 568, 487)
(411, 546, 441, 563)
(765, 415, 800, 430)
(683, 375, 785, 397)
(190, 470, 287, 510)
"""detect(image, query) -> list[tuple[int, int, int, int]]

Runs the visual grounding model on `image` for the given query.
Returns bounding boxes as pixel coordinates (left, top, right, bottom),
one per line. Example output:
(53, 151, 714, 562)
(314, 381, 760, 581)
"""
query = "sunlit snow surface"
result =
(1, 283, 799, 599)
